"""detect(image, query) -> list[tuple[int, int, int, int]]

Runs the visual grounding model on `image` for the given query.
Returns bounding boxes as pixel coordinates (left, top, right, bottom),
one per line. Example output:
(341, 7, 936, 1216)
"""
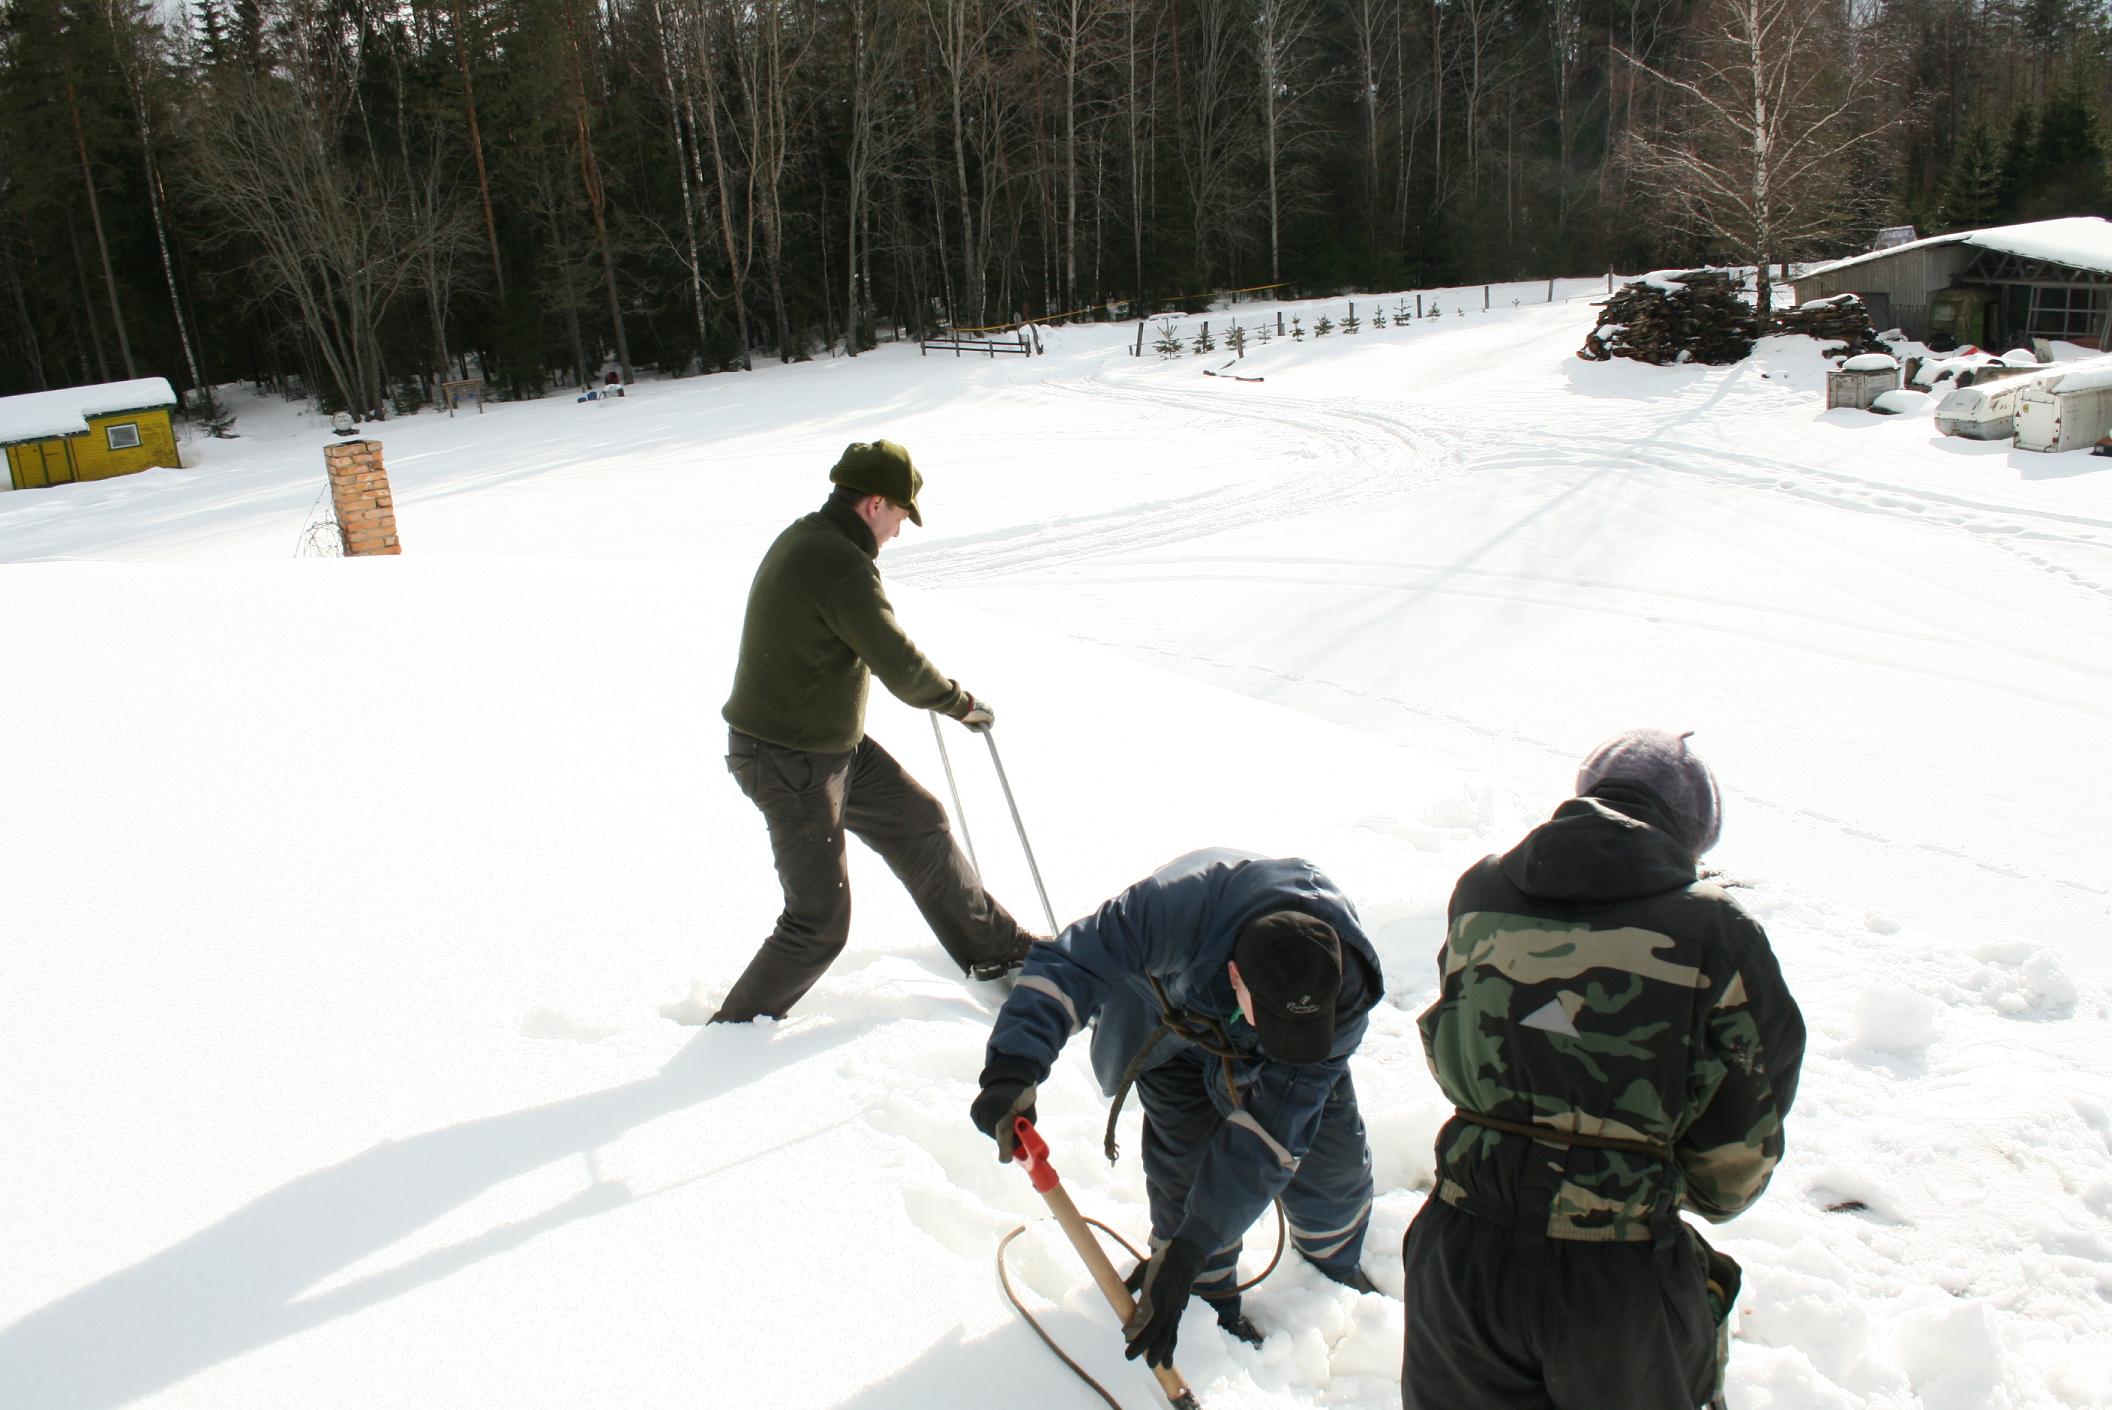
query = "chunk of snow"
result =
(1893, 1300, 2021, 1410)
(1855, 986, 1939, 1052)
(1842, 354, 1899, 372)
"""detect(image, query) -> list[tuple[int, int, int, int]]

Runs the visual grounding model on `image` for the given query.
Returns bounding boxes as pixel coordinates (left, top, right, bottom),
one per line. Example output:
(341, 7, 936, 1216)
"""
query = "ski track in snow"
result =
(890, 374, 1464, 585)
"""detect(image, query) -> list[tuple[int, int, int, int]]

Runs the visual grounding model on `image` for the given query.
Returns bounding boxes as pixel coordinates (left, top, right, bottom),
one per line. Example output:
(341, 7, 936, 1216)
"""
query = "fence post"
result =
(1548, 277, 1555, 302)
(1277, 311, 1285, 336)
(1416, 293, 1422, 318)
(1484, 285, 1490, 310)
(1134, 320, 1146, 357)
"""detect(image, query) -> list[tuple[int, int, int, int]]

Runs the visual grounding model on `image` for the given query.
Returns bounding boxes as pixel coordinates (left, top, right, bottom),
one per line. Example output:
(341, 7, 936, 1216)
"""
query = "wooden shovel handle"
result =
(1017, 1120, 1201, 1409)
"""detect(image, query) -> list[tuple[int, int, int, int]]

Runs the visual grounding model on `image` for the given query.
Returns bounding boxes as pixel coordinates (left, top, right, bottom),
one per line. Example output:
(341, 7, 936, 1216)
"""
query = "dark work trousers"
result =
(715, 728, 1033, 1023)
(1401, 1197, 1723, 1410)
(1137, 1044, 1375, 1303)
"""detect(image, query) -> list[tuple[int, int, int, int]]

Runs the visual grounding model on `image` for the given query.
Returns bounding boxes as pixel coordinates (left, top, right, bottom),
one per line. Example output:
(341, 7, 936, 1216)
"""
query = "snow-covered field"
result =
(3, 280, 2108, 1410)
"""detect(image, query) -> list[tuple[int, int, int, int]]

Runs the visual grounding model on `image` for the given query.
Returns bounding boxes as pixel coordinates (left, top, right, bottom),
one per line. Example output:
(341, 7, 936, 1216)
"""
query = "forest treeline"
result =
(0, 0, 2106, 413)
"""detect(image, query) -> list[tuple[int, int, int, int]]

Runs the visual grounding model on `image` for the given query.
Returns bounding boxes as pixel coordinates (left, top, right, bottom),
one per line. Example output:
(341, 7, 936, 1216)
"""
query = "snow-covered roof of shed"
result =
(1801, 217, 2112, 281)
(0, 378, 178, 445)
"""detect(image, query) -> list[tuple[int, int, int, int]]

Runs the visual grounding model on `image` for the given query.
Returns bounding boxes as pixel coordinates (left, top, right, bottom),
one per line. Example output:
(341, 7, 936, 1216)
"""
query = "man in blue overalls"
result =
(971, 848, 1383, 1368)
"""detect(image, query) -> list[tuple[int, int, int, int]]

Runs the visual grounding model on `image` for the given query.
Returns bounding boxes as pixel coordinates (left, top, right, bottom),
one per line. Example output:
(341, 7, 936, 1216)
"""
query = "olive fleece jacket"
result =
(722, 497, 970, 751)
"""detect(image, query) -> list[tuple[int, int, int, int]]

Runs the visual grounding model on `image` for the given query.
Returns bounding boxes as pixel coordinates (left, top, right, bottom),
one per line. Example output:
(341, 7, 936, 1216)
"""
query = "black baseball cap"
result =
(1234, 911, 1343, 1064)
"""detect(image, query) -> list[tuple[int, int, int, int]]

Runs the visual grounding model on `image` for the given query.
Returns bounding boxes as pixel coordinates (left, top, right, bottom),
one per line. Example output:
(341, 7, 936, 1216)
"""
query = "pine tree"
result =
(1936, 120, 2003, 233)
(1996, 104, 2037, 221)
(2023, 79, 2108, 220)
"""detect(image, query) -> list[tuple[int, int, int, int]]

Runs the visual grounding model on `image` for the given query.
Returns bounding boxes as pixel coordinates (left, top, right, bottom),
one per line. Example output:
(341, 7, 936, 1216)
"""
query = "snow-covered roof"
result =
(0, 378, 177, 446)
(1801, 217, 2112, 281)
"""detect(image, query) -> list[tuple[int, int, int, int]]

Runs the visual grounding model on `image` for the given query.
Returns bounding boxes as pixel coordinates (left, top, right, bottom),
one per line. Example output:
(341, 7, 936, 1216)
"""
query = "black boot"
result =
(1324, 1264, 1381, 1295)
(1206, 1297, 1264, 1348)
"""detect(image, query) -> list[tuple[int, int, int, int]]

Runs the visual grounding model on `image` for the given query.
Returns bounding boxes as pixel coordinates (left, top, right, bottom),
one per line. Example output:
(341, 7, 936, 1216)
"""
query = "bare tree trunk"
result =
(651, 0, 710, 367)
(1428, 0, 1443, 210)
(106, 1, 210, 407)
(67, 80, 136, 380)
(569, 14, 632, 382)
(449, 0, 506, 298)
(691, 0, 754, 369)
(67, 211, 113, 382)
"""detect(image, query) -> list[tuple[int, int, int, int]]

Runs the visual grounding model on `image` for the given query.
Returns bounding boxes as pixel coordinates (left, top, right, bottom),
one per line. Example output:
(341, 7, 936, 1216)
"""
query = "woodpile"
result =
(1770, 293, 1884, 357)
(1578, 270, 1758, 365)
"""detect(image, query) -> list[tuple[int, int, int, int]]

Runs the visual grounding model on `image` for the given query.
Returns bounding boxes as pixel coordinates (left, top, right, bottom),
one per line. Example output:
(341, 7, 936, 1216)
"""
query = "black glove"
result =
(969, 1076, 1038, 1162)
(1121, 1237, 1207, 1368)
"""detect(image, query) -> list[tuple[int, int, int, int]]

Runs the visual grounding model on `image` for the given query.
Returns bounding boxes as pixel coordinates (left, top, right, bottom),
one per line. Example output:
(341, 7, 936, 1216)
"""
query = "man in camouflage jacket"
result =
(713, 441, 1036, 1023)
(1404, 729, 1804, 1410)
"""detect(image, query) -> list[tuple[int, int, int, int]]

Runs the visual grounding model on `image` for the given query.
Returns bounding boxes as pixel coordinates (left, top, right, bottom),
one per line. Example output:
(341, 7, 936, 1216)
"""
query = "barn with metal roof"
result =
(1795, 217, 2112, 351)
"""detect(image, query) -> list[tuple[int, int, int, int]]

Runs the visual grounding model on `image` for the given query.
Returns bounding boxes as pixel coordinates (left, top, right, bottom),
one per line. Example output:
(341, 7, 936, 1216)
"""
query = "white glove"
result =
(959, 698, 995, 731)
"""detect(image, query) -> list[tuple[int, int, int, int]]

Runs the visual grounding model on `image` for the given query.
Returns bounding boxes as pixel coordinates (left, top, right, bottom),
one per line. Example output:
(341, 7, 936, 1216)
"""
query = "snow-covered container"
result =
(1935, 373, 2041, 439)
(1934, 353, 2112, 441)
(2014, 364, 2112, 453)
(1827, 354, 1900, 410)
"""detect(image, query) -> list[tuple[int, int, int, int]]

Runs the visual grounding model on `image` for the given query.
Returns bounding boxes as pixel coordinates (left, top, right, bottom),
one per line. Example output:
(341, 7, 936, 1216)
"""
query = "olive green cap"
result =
(829, 440, 924, 526)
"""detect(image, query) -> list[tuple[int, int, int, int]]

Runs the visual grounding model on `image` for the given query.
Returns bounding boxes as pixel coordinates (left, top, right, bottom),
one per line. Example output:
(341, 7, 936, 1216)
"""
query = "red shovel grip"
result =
(1013, 1116, 1060, 1192)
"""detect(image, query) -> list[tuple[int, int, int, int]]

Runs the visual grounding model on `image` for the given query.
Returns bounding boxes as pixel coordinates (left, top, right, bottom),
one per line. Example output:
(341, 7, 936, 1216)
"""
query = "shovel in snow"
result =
(1010, 1116, 1202, 1410)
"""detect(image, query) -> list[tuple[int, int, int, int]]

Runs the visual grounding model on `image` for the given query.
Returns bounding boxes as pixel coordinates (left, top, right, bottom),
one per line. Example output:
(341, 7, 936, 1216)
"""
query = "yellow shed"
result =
(0, 377, 182, 491)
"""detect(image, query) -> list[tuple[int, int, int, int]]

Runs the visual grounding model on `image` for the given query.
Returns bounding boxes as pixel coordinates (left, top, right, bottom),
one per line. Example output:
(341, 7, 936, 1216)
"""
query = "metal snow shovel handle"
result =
(983, 730, 1059, 936)
(1012, 1117, 1203, 1410)
(929, 710, 981, 876)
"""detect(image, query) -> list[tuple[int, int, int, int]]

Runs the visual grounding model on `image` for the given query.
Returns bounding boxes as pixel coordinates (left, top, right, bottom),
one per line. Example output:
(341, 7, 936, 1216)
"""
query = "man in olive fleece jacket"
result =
(1404, 729, 1804, 1410)
(714, 440, 1036, 1023)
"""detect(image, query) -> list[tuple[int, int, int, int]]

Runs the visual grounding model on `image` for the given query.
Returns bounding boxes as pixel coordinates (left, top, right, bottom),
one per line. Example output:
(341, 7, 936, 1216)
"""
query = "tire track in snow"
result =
(1073, 629, 2111, 902)
(889, 373, 1463, 587)
(1475, 430, 2112, 608)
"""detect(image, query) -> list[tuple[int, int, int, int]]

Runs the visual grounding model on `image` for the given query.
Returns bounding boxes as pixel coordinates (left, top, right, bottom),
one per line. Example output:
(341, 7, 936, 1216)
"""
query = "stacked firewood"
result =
(1577, 270, 1758, 365)
(1770, 294, 1885, 357)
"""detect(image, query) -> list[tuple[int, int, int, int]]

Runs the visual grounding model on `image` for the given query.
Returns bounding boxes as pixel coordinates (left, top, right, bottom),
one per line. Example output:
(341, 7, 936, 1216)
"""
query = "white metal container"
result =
(2015, 379, 2112, 453)
(1934, 374, 2040, 439)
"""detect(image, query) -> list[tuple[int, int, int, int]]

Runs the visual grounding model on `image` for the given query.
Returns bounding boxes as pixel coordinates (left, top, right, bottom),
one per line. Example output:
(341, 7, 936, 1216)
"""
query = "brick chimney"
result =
(322, 440, 402, 556)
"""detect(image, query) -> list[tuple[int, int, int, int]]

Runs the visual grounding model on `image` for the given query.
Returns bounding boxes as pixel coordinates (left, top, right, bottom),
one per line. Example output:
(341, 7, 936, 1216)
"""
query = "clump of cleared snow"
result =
(1894, 1298, 2024, 1410)
(1855, 986, 1941, 1052)
(1842, 353, 1899, 372)
(1968, 939, 2079, 1017)
(1871, 389, 1931, 416)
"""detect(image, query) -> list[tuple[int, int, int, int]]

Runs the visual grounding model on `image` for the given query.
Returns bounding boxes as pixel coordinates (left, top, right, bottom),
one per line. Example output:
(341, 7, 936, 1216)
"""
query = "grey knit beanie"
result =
(1575, 728, 1723, 855)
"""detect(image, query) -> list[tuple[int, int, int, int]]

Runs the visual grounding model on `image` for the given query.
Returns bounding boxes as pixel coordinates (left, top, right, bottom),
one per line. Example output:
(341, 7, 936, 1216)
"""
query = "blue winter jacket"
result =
(985, 848, 1382, 1252)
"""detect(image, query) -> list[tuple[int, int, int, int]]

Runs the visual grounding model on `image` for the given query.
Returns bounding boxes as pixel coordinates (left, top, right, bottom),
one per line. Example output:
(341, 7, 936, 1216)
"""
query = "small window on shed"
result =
(106, 422, 141, 450)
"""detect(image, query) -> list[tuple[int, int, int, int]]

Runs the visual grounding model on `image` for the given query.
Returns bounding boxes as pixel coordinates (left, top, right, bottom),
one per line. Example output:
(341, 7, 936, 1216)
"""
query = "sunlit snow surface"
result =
(3, 281, 2108, 1410)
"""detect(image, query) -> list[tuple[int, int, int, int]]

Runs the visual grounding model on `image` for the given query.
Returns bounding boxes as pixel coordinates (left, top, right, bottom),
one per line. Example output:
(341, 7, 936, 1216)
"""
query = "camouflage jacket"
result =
(1418, 783, 1804, 1241)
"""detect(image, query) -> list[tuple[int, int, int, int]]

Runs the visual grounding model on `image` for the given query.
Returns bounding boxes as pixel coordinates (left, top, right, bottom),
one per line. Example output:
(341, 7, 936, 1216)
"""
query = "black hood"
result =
(1499, 781, 1700, 903)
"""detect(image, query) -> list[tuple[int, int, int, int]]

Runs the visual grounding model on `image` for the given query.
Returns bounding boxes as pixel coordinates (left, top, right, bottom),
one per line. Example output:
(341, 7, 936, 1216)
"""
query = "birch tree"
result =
(1619, 0, 1895, 319)
(1252, 0, 1319, 282)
